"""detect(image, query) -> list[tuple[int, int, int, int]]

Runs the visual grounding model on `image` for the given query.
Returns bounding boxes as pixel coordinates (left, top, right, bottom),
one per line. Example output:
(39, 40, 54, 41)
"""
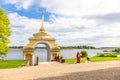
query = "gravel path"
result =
(0, 61, 120, 80)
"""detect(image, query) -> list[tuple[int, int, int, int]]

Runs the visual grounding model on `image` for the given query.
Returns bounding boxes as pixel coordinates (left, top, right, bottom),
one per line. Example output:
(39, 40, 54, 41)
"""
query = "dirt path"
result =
(0, 61, 120, 80)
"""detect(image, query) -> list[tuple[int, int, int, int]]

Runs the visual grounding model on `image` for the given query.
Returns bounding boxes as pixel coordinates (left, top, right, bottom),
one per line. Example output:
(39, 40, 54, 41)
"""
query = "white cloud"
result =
(40, 0, 120, 17)
(46, 16, 120, 47)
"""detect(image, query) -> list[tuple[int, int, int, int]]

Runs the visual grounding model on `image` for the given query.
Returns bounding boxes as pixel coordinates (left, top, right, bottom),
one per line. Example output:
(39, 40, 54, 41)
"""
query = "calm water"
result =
(3, 48, 104, 62)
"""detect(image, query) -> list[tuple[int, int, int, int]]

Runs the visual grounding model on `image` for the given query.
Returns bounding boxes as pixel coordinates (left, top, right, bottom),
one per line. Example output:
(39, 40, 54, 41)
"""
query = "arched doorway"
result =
(33, 41, 51, 63)
(23, 11, 60, 66)
(34, 44, 47, 62)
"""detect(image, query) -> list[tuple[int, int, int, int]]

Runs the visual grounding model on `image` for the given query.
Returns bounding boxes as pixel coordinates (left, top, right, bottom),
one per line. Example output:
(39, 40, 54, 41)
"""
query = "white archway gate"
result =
(23, 12, 60, 66)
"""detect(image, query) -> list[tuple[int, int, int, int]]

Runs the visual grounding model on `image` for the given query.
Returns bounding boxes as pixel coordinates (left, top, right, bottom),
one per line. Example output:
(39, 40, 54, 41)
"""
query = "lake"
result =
(3, 48, 104, 62)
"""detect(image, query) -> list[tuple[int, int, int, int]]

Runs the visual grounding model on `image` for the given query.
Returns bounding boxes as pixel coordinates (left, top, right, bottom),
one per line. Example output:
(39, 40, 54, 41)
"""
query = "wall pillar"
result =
(25, 54, 33, 66)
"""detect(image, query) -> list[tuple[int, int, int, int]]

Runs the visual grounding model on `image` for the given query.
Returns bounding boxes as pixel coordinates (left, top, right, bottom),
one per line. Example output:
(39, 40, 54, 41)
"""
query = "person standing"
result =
(36, 56, 39, 65)
(76, 52, 81, 63)
(57, 55, 60, 62)
(60, 56, 63, 63)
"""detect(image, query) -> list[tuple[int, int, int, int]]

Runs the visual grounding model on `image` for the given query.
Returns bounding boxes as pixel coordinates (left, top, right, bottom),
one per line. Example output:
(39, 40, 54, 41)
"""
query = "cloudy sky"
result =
(0, 0, 120, 47)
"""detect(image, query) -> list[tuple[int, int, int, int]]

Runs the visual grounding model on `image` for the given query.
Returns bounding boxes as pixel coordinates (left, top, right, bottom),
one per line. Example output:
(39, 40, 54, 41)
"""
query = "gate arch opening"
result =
(34, 41, 51, 62)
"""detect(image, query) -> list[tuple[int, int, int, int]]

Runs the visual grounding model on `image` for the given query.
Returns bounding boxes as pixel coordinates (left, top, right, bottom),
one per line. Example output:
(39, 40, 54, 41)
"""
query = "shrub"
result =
(80, 50, 88, 57)
(98, 54, 117, 57)
(98, 54, 104, 57)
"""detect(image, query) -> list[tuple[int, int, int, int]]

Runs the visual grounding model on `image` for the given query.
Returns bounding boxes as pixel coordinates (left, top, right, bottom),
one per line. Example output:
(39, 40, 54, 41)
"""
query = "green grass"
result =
(91, 57, 120, 62)
(97, 54, 117, 57)
(65, 58, 86, 63)
(65, 57, 120, 63)
(0, 60, 25, 69)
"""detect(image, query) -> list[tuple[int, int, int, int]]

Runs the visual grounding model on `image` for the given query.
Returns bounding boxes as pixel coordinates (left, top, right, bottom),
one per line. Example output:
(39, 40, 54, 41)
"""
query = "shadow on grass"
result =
(35, 67, 120, 80)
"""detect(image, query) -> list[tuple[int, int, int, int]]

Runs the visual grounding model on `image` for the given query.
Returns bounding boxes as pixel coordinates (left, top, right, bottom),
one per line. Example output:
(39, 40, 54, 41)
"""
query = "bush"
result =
(98, 54, 104, 57)
(98, 54, 117, 57)
(81, 50, 88, 57)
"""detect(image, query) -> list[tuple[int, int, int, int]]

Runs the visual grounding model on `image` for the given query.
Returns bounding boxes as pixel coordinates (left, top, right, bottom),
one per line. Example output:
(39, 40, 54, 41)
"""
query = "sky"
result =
(0, 0, 120, 47)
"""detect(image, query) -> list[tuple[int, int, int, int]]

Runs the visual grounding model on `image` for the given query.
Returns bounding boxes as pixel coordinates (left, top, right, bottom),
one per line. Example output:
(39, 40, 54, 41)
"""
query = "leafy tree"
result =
(0, 8, 11, 59)
(80, 50, 88, 57)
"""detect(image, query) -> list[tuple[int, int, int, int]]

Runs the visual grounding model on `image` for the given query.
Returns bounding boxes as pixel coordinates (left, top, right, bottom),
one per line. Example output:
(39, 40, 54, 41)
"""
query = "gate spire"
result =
(40, 11, 45, 32)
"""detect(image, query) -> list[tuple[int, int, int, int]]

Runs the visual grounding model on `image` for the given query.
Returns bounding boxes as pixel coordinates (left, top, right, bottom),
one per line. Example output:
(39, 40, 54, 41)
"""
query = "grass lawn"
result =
(0, 60, 25, 69)
(65, 57, 120, 63)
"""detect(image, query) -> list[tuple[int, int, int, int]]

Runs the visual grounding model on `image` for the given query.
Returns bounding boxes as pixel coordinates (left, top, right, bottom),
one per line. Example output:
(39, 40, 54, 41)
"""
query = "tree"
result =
(80, 50, 88, 57)
(0, 8, 11, 60)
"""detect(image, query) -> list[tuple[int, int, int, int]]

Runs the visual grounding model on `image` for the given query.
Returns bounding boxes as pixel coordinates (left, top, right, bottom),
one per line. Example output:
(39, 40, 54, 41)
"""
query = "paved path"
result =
(0, 61, 120, 80)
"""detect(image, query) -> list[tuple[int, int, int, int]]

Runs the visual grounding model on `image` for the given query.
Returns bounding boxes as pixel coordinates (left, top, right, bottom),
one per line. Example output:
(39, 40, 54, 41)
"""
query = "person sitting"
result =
(54, 55, 57, 61)
(87, 56, 90, 62)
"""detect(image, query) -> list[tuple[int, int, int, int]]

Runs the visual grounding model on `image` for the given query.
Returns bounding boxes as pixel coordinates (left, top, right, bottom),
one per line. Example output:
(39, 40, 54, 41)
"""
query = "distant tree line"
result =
(110, 48, 120, 54)
(10, 46, 23, 48)
(114, 48, 120, 52)
(10, 45, 96, 49)
(60, 45, 96, 49)
(103, 48, 120, 54)
(9, 46, 46, 49)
